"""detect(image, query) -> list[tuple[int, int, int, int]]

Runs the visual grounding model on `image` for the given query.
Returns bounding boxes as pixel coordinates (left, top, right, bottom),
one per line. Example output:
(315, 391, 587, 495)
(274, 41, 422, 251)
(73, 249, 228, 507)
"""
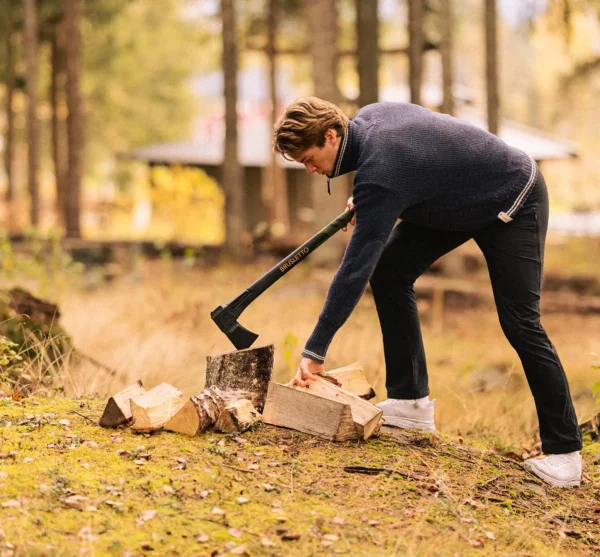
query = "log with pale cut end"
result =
(99, 381, 146, 428)
(325, 362, 376, 400)
(130, 383, 185, 432)
(215, 399, 260, 434)
(165, 388, 260, 436)
(262, 382, 358, 441)
(205, 344, 273, 412)
(297, 376, 383, 440)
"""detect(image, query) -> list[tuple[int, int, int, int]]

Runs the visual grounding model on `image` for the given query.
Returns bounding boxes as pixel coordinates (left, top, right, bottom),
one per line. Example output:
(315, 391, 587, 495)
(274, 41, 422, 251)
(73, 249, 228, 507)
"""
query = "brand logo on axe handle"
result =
(279, 247, 310, 272)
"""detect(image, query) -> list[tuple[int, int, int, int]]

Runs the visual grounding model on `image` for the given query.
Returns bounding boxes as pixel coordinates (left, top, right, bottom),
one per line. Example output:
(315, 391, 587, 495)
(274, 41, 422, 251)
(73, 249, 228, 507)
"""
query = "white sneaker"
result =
(522, 451, 582, 488)
(376, 397, 436, 432)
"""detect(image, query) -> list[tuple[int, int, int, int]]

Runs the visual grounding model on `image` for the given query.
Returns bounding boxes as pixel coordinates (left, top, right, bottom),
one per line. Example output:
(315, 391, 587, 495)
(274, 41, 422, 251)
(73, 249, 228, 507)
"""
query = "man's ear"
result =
(325, 128, 337, 144)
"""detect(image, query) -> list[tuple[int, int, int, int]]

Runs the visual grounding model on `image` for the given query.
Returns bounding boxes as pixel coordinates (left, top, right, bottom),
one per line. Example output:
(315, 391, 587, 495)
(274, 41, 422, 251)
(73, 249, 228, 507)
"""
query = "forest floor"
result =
(1, 396, 599, 557)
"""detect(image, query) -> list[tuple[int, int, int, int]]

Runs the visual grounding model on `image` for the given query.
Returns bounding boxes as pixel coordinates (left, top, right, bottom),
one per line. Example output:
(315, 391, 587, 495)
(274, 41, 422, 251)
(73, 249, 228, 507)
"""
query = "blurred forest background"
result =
(0, 0, 599, 452)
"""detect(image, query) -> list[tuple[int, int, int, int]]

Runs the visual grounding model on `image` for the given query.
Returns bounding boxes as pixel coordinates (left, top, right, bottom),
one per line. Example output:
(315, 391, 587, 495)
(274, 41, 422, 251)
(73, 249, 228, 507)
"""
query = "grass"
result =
(0, 396, 599, 557)
(0, 256, 599, 556)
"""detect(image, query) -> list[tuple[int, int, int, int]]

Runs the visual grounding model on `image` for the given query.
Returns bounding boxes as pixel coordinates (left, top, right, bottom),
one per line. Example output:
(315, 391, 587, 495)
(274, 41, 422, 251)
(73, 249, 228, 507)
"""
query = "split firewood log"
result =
(262, 382, 358, 441)
(99, 381, 146, 428)
(297, 376, 383, 440)
(205, 344, 273, 412)
(129, 383, 185, 432)
(164, 387, 260, 436)
(325, 362, 376, 400)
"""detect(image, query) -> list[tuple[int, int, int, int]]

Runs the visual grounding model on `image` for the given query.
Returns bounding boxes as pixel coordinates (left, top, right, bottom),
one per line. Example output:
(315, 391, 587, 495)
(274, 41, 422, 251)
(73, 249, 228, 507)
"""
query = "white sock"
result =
(414, 396, 430, 408)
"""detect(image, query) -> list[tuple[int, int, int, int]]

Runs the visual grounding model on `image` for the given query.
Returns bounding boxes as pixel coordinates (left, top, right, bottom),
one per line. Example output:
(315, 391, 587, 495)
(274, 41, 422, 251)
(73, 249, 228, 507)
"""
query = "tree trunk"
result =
(3, 0, 15, 227)
(305, 0, 348, 263)
(51, 21, 68, 229)
(356, 0, 379, 108)
(24, 0, 40, 227)
(440, 0, 454, 115)
(408, 0, 424, 105)
(221, 0, 245, 258)
(64, 0, 83, 238)
(264, 0, 289, 236)
(485, 0, 499, 134)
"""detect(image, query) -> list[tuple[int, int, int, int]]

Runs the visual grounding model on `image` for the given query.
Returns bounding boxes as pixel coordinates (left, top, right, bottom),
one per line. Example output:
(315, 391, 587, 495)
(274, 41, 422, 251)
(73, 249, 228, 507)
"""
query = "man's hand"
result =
(342, 196, 356, 232)
(289, 357, 326, 388)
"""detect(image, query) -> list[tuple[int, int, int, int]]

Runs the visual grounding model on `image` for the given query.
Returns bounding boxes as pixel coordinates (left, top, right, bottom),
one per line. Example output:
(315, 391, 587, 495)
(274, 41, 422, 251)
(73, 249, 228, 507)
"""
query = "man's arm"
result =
(301, 183, 404, 363)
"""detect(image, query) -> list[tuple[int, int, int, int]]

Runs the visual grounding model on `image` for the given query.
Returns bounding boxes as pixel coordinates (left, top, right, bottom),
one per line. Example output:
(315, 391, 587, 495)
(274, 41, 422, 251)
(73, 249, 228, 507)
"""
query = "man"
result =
(273, 97, 583, 488)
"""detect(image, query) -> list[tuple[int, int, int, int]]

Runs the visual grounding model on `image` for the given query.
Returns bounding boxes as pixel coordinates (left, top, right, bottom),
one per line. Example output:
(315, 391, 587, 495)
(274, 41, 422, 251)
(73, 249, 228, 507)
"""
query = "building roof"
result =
(123, 69, 578, 167)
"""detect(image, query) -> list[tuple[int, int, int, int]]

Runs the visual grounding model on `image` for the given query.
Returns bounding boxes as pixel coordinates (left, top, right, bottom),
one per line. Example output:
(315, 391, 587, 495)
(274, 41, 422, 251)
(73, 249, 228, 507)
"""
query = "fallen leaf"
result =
(248, 464, 259, 470)
(176, 457, 187, 464)
(254, 452, 265, 457)
(281, 533, 301, 541)
(1, 500, 20, 508)
(228, 528, 243, 538)
(163, 485, 175, 494)
(323, 534, 339, 541)
(464, 498, 485, 510)
(134, 459, 146, 465)
(211, 507, 225, 516)
(485, 531, 496, 540)
(105, 500, 123, 508)
(263, 483, 275, 492)
(260, 537, 275, 547)
(63, 495, 90, 509)
(0, 471, 8, 479)
(78, 526, 98, 542)
(23, 457, 34, 463)
(236, 497, 249, 505)
(142, 510, 157, 522)
(333, 516, 344, 525)
(140, 542, 153, 551)
(217, 439, 226, 447)
(194, 533, 210, 543)
(368, 520, 380, 526)
(199, 490, 210, 498)
(230, 545, 248, 555)
(83, 441, 98, 448)
(469, 539, 484, 548)
(58, 419, 70, 426)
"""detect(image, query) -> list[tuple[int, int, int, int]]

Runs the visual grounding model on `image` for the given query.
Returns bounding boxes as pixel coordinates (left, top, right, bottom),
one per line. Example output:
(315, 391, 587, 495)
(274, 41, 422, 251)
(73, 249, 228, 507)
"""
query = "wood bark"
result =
(356, 0, 379, 108)
(305, 0, 349, 264)
(64, 0, 83, 238)
(485, 0, 499, 134)
(297, 376, 383, 440)
(325, 362, 376, 400)
(51, 21, 68, 228)
(99, 381, 146, 428)
(3, 0, 15, 215)
(439, 0, 454, 115)
(408, 0, 424, 105)
(221, 0, 246, 258)
(130, 383, 185, 432)
(264, 0, 289, 237)
(24, 0, 40, 226)
(262, 382, 358, 441)
(205, 344, 274, 412)
(165, 388, 260, 436)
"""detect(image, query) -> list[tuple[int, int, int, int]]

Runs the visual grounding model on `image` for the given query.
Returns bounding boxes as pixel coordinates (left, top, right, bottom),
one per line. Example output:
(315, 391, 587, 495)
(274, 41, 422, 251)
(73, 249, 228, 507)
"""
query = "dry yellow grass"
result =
(57, 258, 600, 454)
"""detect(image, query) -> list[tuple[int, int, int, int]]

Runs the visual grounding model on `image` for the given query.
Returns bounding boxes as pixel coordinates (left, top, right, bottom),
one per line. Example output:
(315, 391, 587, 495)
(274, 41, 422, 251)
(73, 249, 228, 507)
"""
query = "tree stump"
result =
(205, 344, 273, 412)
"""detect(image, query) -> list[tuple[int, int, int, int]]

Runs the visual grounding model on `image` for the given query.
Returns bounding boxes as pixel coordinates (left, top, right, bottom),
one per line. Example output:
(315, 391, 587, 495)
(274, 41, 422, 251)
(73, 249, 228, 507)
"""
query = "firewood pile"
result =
(99, 344, 383, 441)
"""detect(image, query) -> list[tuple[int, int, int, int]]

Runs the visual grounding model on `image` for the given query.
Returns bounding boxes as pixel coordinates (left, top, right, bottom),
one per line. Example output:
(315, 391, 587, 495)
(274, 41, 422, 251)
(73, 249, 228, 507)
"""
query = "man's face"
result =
(293, 128, 341, 176)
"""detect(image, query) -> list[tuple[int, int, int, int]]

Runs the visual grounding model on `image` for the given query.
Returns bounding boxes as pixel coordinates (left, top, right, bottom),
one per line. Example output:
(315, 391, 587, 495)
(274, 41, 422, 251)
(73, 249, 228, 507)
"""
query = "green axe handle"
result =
(211, 208, 354, 349)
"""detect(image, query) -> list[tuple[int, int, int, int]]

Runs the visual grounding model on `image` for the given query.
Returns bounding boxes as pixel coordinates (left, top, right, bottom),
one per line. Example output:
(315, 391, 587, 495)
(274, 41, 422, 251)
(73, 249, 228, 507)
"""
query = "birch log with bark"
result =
(205, 344, 274, 412)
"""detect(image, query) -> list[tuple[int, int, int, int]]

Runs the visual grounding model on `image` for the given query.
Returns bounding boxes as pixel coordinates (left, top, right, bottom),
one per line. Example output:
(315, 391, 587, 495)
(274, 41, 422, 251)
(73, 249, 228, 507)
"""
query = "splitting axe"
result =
(211, 208, 355, 350)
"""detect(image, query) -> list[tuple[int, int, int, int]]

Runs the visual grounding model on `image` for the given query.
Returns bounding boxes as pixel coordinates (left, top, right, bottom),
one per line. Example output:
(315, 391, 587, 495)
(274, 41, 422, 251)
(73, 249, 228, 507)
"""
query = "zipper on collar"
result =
(327, 177, 331, 195)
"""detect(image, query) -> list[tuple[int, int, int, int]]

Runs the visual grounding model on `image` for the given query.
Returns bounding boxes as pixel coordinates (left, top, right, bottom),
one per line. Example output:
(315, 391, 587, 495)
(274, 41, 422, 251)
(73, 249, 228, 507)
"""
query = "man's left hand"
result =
(289, 357, 326, 388)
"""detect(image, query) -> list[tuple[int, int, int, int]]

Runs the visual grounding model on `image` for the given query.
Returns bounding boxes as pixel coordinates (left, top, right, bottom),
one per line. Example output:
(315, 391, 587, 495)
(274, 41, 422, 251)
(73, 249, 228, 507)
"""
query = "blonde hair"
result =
(273, 97, 349, 160)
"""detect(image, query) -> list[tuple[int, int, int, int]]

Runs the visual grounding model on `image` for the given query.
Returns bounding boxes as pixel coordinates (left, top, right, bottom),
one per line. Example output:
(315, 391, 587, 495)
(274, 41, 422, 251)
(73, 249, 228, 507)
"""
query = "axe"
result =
(211, 208, 354, 350)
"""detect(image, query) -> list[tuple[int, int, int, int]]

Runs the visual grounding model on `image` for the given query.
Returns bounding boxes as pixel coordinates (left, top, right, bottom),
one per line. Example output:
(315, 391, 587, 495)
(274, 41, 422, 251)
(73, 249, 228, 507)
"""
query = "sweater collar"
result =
(326, 120, 358, 194)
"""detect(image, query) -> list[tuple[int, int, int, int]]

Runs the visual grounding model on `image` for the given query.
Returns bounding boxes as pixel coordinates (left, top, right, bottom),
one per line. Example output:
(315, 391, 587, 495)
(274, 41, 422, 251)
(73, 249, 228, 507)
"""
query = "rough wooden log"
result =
(130, 383, 184, 432)
(205, 344, 273, 412)
(262, 382, 358, 441)
(215, 398, 260, 434)
(165, 387, 260, 436)
(325, 362, 376, 400)
(99, 381, 146, 428)
(298, 377, 383, 440)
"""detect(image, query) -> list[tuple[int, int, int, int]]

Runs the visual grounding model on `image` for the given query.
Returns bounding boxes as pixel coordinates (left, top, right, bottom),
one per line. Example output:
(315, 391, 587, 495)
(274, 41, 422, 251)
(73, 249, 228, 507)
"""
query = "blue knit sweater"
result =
(301, 102, 538, 364)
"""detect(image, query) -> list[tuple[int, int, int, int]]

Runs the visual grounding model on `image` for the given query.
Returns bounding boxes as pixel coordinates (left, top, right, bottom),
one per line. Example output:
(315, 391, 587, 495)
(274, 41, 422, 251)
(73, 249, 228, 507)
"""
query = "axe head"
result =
(211, 305, 258, 350)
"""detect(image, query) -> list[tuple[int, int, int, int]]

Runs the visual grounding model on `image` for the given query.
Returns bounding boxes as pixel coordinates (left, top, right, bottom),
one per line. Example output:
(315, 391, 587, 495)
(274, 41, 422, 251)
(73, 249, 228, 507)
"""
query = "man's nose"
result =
(304, 163, 317, 173)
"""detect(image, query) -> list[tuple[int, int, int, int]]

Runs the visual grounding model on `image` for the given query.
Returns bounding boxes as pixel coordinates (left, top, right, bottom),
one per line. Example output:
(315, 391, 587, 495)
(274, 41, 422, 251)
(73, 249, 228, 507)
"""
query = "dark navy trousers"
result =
(369, 173, 582, 454)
